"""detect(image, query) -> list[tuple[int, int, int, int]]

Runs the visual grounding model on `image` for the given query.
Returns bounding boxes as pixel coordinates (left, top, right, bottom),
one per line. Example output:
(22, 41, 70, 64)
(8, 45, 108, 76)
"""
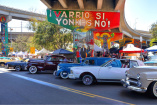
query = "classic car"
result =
(27, 55, 72, 74)
(0, 57, 20, 66)
(121, 66, 157, 98)
(5, 58, 30, 71)
(54, 57, 112, 79)
(144, 55, 157, 66)
(69, 59, 144, 85)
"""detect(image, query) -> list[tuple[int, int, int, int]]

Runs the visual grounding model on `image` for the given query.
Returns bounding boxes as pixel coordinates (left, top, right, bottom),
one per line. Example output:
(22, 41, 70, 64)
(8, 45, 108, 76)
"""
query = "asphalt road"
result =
(0, 68, 157, 105)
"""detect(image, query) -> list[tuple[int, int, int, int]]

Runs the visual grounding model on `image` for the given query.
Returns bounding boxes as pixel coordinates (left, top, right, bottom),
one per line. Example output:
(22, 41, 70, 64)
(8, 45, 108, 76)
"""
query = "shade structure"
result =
(119, 44, 144, 53)
(145, 45, 157, 52)
(53, 48, 73, 54)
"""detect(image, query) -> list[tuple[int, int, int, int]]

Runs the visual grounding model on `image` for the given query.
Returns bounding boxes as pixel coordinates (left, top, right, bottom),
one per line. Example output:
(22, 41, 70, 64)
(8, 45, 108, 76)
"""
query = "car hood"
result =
(128, 66, 157, 77)
(59, 63, 81, 67)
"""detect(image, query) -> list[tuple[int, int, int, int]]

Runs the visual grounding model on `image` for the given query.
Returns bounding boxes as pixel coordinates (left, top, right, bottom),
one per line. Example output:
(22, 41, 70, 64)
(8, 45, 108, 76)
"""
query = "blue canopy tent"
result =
(145, 45, 157, 52)
(53, 48, 73, 54)
(53, 49, 73, 61)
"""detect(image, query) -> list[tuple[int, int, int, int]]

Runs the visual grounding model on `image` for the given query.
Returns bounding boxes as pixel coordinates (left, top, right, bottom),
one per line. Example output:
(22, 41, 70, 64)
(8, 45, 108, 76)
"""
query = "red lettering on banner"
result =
(54, 11, 61, 17)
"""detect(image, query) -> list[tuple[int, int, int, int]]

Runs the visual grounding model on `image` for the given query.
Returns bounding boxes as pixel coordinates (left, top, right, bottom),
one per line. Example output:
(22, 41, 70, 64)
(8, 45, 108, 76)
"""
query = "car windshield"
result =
(100, 59, 113, 67)
(21, 59, 29, 62)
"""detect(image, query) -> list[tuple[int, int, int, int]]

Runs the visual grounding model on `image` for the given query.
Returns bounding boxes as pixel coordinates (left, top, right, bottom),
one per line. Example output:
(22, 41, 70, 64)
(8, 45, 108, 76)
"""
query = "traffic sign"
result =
(30, 47, 35, 54)
(10, 47, 13, 52)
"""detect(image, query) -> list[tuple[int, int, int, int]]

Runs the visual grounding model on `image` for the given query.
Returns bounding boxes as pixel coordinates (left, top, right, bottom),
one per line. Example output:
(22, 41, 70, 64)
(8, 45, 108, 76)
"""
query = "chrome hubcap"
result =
(30, 66, 37, 73)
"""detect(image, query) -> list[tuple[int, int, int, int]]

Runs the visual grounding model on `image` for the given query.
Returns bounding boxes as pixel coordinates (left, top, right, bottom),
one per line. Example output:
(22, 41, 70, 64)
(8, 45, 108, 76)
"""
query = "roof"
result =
(53, 48, 73, 54)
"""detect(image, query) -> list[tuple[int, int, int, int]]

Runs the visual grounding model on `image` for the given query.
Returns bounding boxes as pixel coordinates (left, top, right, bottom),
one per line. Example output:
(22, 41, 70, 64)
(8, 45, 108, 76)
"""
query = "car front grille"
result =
(128, 78, 139, 87)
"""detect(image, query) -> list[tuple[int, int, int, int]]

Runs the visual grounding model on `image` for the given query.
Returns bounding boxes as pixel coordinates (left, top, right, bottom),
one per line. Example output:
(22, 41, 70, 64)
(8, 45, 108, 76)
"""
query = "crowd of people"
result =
(74, 44, 123, 63)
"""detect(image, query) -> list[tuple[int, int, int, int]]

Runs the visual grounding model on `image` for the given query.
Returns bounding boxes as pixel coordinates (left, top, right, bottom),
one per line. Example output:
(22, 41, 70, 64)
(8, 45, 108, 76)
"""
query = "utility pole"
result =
(21, 21, 22, 36)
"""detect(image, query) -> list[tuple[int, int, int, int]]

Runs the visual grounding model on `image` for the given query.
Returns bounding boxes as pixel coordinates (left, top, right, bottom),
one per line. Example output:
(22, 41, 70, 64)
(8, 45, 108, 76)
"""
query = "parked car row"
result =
(0, 57, 21, 66)
(4, 54, 157, 98)
(5, 58, 29, 71)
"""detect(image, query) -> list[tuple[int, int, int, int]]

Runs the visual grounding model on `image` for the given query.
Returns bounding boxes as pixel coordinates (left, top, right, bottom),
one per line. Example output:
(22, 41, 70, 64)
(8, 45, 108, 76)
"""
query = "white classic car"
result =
(122, 66, 157, 98)
(69, 59, 144, 85)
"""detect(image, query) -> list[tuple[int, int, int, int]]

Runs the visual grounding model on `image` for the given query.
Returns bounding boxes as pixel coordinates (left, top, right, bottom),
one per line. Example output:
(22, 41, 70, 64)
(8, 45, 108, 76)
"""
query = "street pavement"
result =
(0, 68, 157, 105)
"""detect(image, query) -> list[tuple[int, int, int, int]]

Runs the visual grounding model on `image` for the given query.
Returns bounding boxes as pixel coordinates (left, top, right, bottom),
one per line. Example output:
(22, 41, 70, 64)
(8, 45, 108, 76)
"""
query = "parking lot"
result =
(0, 68, 157, 105)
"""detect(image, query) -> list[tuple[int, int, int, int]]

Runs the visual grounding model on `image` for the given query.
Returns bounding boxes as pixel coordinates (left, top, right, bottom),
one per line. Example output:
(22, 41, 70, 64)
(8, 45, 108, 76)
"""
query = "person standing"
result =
(76, 47, 80, 63)
(87, 46, 91, 57)
(80, 45, 87, 61)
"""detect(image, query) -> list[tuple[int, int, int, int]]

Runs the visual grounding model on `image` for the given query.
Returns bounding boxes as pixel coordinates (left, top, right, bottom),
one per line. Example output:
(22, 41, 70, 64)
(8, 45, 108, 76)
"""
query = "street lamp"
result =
(10, 28, 13, 47)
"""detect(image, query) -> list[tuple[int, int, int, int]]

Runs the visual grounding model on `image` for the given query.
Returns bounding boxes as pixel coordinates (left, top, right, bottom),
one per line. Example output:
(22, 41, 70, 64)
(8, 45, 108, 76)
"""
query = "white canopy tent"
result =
(145, 45, 157, 52)
(119, 44, 144, 53)
(37, 48, 50, 55)
(8, 51, 16, 55)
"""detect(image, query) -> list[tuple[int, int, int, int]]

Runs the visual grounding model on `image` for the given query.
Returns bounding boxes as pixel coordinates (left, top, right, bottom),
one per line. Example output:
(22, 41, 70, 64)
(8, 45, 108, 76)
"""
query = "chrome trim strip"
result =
(147, 79, 157, 81)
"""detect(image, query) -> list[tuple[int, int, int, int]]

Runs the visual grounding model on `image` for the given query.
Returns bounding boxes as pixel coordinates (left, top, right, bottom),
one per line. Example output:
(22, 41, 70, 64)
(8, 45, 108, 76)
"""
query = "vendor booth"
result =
(119, 44, 144, 60)
(119, 44, 144, 53)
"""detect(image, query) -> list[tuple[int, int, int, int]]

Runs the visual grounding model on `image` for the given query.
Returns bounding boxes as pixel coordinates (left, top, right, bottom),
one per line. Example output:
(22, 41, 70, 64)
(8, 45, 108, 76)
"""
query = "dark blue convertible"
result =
(5, 58, 29, 71)
(54, 57, 111, 79)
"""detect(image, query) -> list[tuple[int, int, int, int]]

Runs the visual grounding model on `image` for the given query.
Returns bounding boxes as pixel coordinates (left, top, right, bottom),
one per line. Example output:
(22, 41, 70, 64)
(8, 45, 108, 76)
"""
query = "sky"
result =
(125, 0, 157, 31)
(0, 0, 157, 32)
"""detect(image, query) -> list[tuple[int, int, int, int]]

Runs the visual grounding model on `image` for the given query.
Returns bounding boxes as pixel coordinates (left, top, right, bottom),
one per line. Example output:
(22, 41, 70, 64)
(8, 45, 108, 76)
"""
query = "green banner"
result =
(47, 9, 120, 31)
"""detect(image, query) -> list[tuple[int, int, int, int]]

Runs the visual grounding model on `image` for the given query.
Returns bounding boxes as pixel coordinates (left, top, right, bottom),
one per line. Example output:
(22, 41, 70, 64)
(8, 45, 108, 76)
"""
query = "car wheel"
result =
(15, 66, 21, 71)
(29, 66, 38, 74)
(82, 74, 94, 86)
(147, 81, 157, 98)
(0, 63, 5, 67)
(60, 71, 69, 79)
(5, 64, 9, 69)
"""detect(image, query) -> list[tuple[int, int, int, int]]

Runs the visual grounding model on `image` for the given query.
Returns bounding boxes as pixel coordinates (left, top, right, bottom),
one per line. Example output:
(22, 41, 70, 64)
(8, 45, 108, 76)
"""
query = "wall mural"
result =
(94, 32, 123, 51)
(0, 16, 9, 56)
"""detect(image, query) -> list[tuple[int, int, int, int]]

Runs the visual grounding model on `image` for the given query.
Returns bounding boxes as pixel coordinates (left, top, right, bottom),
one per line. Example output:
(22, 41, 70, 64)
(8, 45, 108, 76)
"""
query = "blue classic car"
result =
(5, 58, 29, 71)
(54, 57, 112, 79)
(144, 56, 157, 66)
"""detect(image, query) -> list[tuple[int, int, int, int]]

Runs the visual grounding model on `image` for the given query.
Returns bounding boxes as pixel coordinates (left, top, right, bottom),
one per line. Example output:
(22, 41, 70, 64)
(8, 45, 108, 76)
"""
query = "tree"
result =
(12, 35, 30, 52)
(150, 22, 157, 46)
(28, 18, 73, 51)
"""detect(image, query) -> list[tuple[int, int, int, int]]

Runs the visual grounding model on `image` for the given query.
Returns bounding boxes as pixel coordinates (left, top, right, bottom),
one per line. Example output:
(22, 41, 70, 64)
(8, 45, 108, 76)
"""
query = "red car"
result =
(27, 55, 71, 74)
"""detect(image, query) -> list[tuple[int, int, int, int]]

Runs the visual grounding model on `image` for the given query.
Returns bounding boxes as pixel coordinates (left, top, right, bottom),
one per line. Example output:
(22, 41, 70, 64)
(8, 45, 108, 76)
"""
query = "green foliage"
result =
(10, 18, 73, 52)
(12, 35, 30, 52)
(150, 22, 157, 46)
(29, 19, 73, 51)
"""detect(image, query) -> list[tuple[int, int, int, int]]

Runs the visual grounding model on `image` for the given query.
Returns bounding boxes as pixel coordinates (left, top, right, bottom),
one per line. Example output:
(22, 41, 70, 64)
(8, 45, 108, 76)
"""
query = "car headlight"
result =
(137, 73, 140, 80)
(57, 66, 60, 71)
(70, 70, 73, 74)
(125, 71, 128, 77)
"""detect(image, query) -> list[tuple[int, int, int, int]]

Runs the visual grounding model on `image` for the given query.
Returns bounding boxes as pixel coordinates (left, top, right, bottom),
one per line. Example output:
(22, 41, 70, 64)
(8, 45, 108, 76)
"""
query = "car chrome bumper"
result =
(121, 79, 147, 93)
(53, 70, 60, 77)
(69, 74, 77, 79)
